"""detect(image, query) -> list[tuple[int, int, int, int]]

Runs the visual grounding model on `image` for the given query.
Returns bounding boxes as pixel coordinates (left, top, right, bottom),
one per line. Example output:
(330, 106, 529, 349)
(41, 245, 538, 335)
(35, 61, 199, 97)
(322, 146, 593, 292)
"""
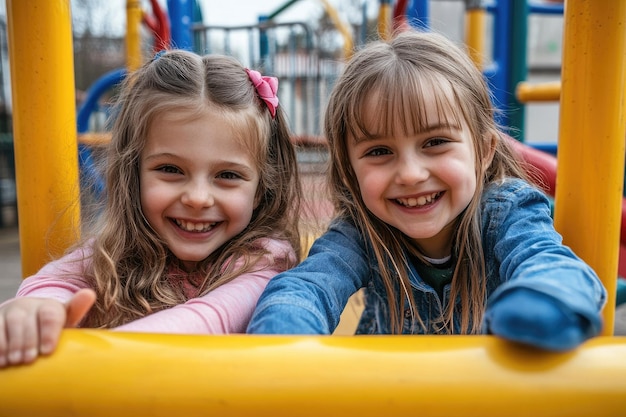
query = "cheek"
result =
(463, 176, 478, 204)
(138, 187, 159, 226)
(447, 162, 478, 206)
(138, 173, 151, 208)
(443, 153, 477, 184)
(138, 179, 150, 213)
(354, 168, 386, 207)
(230, 184, 260, 224)
(139, 178, 169, 218)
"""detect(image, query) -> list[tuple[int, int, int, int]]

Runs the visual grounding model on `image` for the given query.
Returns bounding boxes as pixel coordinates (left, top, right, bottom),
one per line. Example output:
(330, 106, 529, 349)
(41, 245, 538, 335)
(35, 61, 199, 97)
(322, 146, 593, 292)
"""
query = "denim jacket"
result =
(247, 178, 607, 335)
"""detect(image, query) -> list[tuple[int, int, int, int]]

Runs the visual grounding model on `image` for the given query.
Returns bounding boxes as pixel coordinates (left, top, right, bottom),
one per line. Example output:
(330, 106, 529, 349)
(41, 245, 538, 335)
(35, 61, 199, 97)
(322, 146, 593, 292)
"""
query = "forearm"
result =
(248, 221, 370, 334)
(484, 181, 606, 349)
(115, 270, 274, 334)
(14, 248, 93, 304)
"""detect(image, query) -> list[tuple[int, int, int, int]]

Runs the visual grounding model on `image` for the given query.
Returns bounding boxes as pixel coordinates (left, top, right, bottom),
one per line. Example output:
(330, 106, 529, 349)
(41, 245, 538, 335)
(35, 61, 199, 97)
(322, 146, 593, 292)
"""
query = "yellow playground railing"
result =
(1, 1, 626, 416)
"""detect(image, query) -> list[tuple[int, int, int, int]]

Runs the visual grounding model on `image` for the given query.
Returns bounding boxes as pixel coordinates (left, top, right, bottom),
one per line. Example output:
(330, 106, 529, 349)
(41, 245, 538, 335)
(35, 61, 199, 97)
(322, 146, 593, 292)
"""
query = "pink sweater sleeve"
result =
(12, 247, 92, 303)
(114, 238, 296, 334)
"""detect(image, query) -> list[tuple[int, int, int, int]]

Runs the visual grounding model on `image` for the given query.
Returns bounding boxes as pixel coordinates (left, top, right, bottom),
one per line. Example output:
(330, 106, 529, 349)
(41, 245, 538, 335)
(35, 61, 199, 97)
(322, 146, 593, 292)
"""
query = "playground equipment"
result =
(5, 0, 80, 277)
(192, 19, 341, 138)
(2, 0, 626, 415)
(2, 331, 625, 417)
(467, 0, 626, 304)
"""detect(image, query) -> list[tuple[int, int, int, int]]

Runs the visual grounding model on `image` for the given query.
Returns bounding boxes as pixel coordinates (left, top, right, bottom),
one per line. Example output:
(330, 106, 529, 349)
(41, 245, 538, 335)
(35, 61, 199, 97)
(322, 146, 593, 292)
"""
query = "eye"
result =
(424, 137, 449, 148)
(365, 147, 392, 157)
(157, 165, 182, 174)
(217, 171, 243, 180)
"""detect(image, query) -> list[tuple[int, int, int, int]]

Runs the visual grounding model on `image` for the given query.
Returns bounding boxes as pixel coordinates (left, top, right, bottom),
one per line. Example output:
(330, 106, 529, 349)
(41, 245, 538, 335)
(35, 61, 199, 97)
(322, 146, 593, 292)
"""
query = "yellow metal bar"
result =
(465, 8, 486, 70)
(320, 0, 354, 59)
(378, 3, 391, 40)
(126, 0, 143, 71)
(554, 0, 626, 335)
(77, 132, 112, 147)
(516, 81, 561, 102)
(0, 331, 625, 416)
(6, 0, 80, 277)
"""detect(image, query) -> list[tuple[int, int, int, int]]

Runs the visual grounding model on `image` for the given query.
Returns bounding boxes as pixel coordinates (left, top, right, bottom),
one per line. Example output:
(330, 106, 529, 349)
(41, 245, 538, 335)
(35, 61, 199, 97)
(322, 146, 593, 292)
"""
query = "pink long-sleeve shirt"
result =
(13, 238, 296, 334)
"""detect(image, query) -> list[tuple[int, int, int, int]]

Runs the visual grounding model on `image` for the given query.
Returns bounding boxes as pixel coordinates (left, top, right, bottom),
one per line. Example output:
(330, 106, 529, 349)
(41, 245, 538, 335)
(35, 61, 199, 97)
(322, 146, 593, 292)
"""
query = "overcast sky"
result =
(198, 0, 328, 26)
(71, 0, 376, 36)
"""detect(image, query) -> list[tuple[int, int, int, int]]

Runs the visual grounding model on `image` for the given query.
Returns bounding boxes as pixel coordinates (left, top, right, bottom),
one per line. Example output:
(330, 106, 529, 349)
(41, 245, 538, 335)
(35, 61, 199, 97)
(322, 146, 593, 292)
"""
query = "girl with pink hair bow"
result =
(0, 50, 302, 367)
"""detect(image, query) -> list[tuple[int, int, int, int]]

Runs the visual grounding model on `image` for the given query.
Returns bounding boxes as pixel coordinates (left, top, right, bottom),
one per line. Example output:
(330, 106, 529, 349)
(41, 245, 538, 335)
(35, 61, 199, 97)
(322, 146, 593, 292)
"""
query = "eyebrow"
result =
(355, 122, 462, 142)
(143, 153, 256, 172)
(142, 152, 177, 162)
(416, 122, 461, 133)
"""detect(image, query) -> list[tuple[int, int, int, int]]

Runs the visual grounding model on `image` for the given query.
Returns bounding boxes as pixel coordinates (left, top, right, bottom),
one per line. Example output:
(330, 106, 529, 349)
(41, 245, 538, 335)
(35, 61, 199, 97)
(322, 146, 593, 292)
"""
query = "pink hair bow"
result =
(245, 68, 279, 118)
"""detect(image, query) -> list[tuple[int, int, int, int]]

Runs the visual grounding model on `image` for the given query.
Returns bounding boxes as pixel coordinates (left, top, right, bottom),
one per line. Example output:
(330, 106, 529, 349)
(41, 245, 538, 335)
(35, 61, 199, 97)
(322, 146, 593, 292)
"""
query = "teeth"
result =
(174, 219, 216, 232)
(396, 192, 440, 208)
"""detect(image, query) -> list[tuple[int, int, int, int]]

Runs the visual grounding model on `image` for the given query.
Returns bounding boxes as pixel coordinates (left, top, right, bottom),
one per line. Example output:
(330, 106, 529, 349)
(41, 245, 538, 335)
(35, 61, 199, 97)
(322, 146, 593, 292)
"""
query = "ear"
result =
(481, 130, 498, 171)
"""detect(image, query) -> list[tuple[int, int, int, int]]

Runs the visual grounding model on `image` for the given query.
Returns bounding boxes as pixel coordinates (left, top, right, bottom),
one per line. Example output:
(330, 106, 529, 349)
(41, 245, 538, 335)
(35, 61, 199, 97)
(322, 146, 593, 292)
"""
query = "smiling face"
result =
(347, 83, 478, 259)
(140, 109, 260, 270)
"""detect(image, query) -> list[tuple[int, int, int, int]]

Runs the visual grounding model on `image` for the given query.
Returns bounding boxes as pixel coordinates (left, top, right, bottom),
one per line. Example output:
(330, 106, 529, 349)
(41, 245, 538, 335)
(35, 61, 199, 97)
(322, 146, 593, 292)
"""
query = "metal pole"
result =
(1, 332, 625, 416)
(554, 0, 626, 334)
(126, 0, 143, 71)
(6, 0, 81, 277)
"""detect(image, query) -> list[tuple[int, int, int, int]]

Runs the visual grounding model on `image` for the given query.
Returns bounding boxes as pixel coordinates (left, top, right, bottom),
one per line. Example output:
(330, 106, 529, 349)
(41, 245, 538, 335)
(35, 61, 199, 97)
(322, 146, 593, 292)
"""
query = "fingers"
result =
(0, 291, 96, 368)
(65, 289, 96, 328)
(37, 301, 70, 356)
(0, 301, 40, 367)
(38, 289, 96, 356)
(1, 305, 36, 366)
(0, 298, 67, 368)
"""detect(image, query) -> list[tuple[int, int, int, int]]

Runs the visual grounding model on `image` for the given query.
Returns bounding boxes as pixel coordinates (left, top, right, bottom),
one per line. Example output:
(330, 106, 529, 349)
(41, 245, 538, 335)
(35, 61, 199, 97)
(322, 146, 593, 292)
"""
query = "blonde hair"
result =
(324, 30, 528, 334)
(82, 51, 301, 327)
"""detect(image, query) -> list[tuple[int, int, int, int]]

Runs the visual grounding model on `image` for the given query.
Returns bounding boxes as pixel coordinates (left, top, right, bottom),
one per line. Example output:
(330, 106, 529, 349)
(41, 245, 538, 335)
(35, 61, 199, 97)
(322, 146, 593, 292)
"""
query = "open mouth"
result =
(173, 219, 217, 233)
(395, 192, 442, 208)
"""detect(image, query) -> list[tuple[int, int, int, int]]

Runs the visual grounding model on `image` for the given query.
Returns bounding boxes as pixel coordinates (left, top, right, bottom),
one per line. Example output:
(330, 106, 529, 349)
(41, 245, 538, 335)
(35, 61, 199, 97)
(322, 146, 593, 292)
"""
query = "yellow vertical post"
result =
(465, 6, 486, 70)
(378, 1, 391, 40)
(6, 0, 80, 277)
(554, 0, 626, 335)
(126, 0, 144, 71)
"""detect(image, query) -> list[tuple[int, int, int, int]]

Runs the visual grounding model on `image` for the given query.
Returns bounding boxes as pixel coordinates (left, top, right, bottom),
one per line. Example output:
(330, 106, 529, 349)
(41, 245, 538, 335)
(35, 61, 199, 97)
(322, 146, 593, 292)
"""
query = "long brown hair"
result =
(82, 51, 301, 327)
(324, 30, 528, 334)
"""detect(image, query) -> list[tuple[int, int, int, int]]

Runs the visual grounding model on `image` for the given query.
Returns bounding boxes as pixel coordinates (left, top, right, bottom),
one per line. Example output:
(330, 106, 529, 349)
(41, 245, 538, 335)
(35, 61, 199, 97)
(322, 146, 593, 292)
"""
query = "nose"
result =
(395, 152, 428, 185)
(181, 179, 214, 208)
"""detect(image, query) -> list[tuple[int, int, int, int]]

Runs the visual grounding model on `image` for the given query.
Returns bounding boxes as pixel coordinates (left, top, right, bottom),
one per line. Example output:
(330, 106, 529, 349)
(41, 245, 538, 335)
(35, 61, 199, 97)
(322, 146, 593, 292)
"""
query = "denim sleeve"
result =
(482, 180, 607, 349)
(247, 220, 371, 334)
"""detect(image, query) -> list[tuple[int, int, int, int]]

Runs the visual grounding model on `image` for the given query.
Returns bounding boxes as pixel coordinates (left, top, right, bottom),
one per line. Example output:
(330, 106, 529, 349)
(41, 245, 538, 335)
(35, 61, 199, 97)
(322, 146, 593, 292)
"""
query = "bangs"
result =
(220, 106, 270, 168)
(346, 70, 465, 142)
(150, 100, 268, 169)
(188, 100, 269, 153)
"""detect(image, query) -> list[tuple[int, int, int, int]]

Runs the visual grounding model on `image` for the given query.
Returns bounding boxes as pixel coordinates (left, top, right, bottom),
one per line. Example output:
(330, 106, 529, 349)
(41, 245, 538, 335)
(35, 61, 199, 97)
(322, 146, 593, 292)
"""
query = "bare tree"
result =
(71, 0, 124, 37)
(71, 0, 125, 93)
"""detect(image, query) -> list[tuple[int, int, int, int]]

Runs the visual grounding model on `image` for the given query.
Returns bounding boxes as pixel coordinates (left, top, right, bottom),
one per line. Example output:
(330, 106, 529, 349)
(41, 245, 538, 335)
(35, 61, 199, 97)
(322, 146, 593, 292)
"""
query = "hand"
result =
(483, 287, 599, 351)
(0, 289, 96, 367)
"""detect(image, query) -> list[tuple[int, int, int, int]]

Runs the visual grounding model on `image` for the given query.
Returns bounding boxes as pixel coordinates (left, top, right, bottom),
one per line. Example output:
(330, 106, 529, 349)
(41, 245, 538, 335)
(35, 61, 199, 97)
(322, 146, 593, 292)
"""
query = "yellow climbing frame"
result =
(3, 0, 626, 415)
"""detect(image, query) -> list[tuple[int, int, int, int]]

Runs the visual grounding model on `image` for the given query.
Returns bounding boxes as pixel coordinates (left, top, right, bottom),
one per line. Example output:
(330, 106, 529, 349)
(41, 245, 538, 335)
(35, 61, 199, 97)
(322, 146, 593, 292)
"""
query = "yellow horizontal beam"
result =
(77, 132, 112, 146)
(1, 330, 625, 417)
(516, 81, 561, 102)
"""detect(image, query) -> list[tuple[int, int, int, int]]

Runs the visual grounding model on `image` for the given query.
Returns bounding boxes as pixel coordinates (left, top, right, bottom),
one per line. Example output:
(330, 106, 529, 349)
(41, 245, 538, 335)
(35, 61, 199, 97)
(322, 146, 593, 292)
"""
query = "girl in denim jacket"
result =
(247, 30, 606, 351)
